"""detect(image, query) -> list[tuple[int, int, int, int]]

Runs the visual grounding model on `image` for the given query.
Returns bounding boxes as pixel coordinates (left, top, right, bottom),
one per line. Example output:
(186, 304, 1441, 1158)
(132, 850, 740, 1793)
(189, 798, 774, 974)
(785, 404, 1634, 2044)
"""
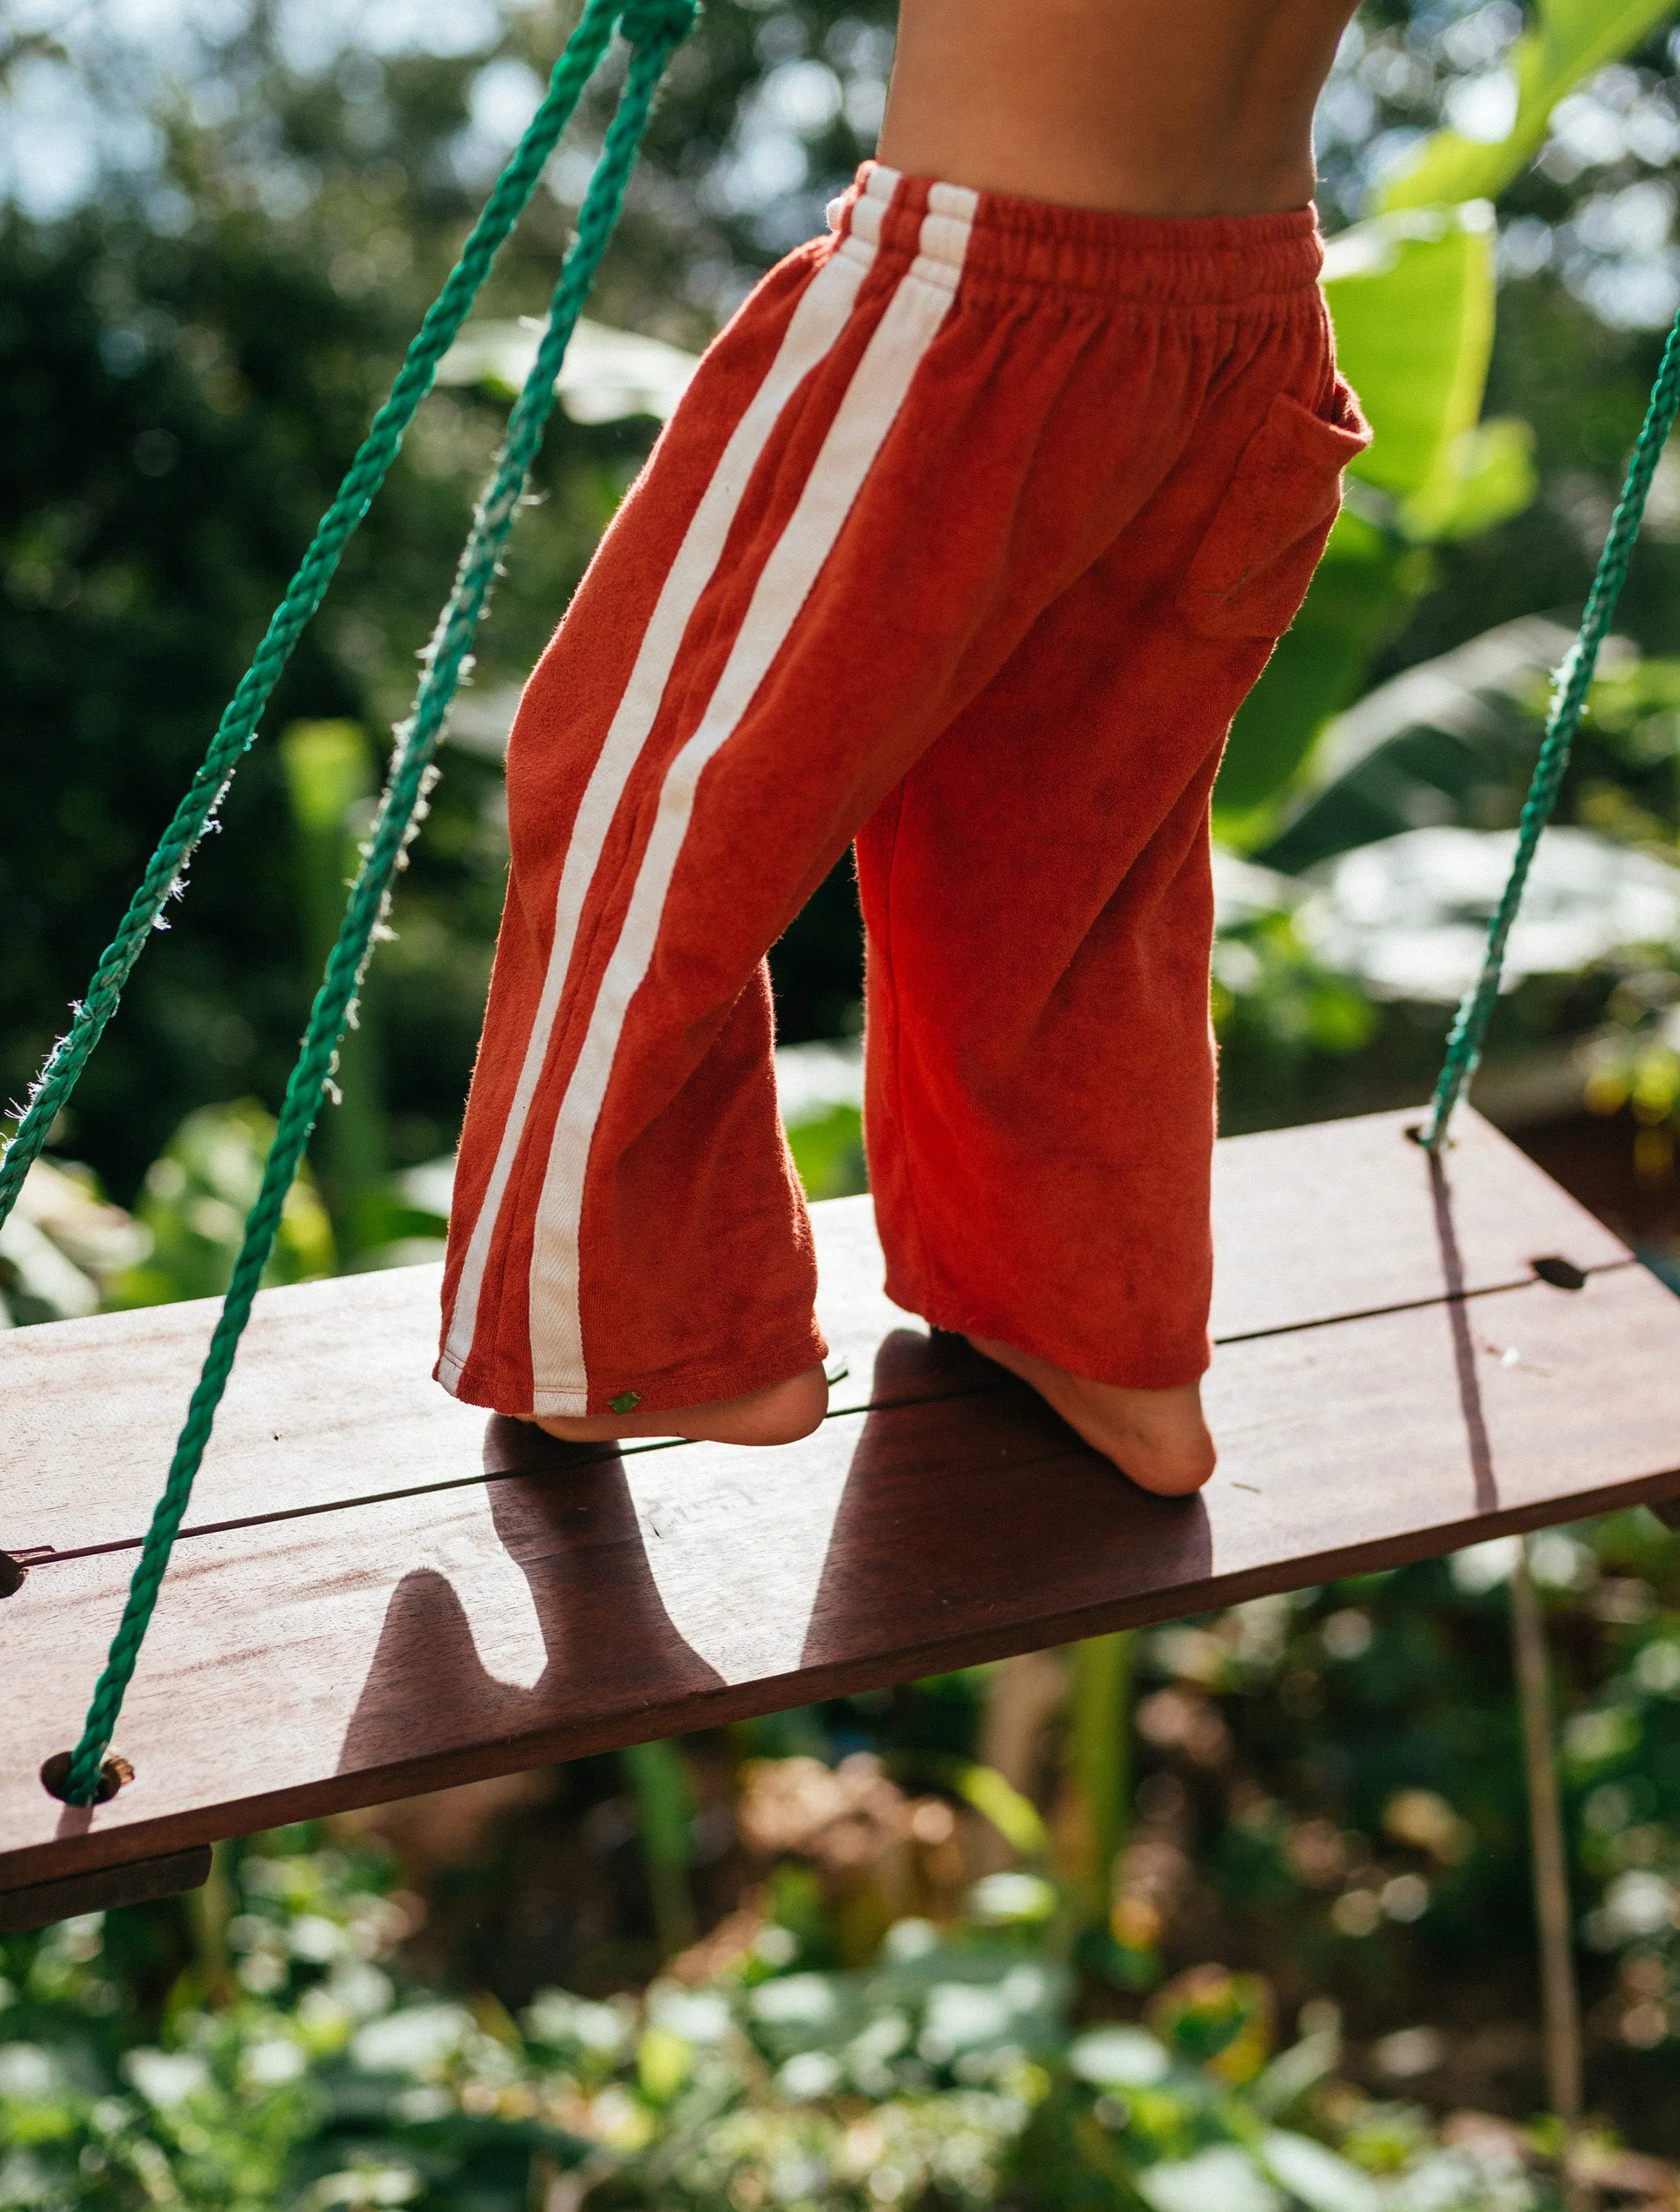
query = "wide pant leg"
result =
(860, 522, 1271, 1389)
(439, 165, 1363, 1421)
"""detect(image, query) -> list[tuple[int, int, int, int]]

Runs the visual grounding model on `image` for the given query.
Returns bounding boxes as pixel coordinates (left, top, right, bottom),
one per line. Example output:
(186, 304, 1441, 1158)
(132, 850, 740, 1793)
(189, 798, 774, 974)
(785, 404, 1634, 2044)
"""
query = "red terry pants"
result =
(438, 163, 1368, 1421)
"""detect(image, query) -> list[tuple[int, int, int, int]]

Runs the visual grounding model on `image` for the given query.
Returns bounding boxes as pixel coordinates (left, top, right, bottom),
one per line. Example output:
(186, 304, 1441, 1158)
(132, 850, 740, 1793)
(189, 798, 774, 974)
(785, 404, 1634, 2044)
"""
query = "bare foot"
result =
(965, 1335, 1216, 1496)
(532, 1362, 830, 1447)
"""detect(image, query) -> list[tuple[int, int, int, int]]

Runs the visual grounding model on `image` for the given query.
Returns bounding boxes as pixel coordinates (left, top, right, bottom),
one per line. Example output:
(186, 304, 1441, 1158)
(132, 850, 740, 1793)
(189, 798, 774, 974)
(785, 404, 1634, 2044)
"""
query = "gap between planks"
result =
(10, 1254, 1640, 1574)
(3, 1106, 1637, 1572)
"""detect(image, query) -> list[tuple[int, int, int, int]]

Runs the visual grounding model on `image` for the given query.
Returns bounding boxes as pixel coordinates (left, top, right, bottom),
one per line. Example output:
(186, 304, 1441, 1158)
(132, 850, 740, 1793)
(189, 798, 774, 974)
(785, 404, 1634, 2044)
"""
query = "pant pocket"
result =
(1176, 377, 1373, 640)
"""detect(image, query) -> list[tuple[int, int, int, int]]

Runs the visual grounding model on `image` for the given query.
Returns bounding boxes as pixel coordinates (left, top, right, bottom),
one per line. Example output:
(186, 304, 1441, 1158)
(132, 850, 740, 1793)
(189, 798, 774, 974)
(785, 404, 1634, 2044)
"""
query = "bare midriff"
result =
(877, 0, 1362, 219)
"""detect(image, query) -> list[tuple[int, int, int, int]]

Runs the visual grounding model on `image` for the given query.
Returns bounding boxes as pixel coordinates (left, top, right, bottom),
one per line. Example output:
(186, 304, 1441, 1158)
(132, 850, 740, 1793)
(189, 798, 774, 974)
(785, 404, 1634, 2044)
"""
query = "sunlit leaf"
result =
(1325, 205, 1498, 505)
(1404, 417, 1538, 541)
(1215, 204, 1521, 830)
(1248, 2029, 1341, 2117)
(968, 1868, 1059, 1924)
(113, 1099, 334, 1306)
(636, 2023, 693, 2104)
(1381, 0, 1677, 212)
(1138, 2144, 1283, 2212)
(1068, 2024, 1172, 2088)
(1261, 2128, 1383, 2212)
(941, 1763, 1049, 1858)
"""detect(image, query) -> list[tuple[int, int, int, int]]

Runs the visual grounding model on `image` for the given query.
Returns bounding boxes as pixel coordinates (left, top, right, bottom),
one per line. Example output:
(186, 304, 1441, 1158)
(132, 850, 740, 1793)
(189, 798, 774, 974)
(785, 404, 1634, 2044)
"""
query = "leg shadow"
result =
(337, 1419, 726, 1786)
(800, 1331, 1213, 1676)
(869, 1323, 992, 1404)
(1427, 1142, 1499, 1515)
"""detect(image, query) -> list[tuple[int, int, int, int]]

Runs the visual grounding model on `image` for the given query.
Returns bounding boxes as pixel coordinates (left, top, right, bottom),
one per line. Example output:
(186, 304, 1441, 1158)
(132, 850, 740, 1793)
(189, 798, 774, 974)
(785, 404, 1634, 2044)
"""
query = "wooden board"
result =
(1, 1106, 1672, 1897)
(1, 1108, 1629, 1561)
(1206, 1103, 1627, 1338)
(0, 1847, 211, 1935)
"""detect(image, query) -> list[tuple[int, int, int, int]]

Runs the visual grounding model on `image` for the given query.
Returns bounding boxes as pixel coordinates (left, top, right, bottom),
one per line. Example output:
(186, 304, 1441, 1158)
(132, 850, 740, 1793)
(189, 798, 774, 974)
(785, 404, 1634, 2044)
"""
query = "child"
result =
(436, 0, 1370, 1495)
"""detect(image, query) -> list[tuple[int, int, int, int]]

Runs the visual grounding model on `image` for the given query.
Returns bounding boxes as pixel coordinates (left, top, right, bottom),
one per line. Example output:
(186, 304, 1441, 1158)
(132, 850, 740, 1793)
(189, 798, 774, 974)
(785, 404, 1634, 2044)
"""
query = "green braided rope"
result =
(1424, 302, 1680, 1150)
(0, 0, 631, 1237)
(58, 1, 696, 1808)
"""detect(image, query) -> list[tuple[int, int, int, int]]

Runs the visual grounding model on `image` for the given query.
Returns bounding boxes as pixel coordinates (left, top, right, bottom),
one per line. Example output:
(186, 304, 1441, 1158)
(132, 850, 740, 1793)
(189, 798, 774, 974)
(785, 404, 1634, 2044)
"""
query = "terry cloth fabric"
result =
(438, 161, 1371, 1420)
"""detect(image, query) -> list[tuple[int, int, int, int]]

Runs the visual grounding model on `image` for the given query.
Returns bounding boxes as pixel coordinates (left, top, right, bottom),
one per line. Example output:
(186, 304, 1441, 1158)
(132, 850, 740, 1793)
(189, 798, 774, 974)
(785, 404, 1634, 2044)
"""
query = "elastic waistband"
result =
(825, 161, 1324, 306)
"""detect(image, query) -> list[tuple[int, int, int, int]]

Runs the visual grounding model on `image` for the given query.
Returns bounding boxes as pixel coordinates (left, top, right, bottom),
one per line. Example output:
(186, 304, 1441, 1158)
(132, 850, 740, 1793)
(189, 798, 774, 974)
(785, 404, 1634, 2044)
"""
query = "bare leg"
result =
(966, 1337, 1215, 1497)
(533, 1362, 830, 1448)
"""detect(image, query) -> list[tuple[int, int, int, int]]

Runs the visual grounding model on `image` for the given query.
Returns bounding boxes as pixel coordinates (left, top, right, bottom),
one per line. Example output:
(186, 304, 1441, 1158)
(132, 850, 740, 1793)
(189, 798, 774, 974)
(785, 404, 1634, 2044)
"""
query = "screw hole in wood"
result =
(1531, 1256, 1588, 1291)
(1404, 1123, 1453, 1152)
(40, 1752, 134, 1806)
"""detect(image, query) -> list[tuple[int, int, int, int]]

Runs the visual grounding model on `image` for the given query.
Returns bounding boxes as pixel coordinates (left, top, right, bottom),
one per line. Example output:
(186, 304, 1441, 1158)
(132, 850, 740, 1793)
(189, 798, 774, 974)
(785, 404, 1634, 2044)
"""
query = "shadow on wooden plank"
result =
(1428, 1138, 1499, 1516)
(331, 1334, 1055, 1798)
(335, 1430, 726, 1784)
(800, 1327, 1213, 1672)
(9, 1245, 1680, 1891)
(3, 1108, 1637, 1564)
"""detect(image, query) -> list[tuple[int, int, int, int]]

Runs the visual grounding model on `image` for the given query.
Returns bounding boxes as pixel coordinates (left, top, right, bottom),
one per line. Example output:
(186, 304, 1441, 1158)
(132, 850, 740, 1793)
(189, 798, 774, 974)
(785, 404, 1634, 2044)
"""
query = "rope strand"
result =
(1423, 302, 1680, 1149)
(58, 5, 695, 1808)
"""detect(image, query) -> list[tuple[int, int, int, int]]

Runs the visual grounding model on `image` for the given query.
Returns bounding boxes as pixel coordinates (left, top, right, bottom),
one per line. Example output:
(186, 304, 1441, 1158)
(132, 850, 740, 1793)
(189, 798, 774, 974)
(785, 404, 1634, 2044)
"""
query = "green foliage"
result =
(1211, 913, 1380, 1115)
(8, 0, 1680, 1193)
(622, 1742, 699, 1959)
(1069, 1635, 1134, 1941)
(17, 1504, 1680, 2197)
(785, 1104, 867, 1202)
(111, 1098, 334, 1306)
(0, 1838, 1587, 2211)
(0, 1156, 147, 1325)
(0, 1841, 387, 2211)
(936, 1768, 1051, 1866)
(281, 721, 386, 1252)
(1212, 515, 1429, 832)
(1406, 417, 1540, 543)
(1576, 633, 1680, 1171)
(1215, 200, 1521, 837)
(1, 0, 897, 1202)
(1215, 0, 1672, 841)
(12, 2, 1680, 2185)
(1336, 209, 1501, 513)
(1380, 0, 1679, 213)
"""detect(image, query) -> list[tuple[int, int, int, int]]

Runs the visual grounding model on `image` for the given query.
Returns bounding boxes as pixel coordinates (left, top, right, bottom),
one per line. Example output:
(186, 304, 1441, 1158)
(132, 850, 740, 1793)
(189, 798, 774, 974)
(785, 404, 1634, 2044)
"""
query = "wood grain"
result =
(1207, 1105, 1628, 1339)
(6, 1254, 1679, 1891)
(0, 1108, 1628, 1561)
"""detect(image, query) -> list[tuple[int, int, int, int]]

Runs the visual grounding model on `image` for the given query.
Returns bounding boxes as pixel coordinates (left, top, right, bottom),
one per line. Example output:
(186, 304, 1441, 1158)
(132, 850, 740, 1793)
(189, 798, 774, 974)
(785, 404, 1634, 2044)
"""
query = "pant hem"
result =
(885, 1268, 1211, 1392)
(435, 1323, 829, 1423)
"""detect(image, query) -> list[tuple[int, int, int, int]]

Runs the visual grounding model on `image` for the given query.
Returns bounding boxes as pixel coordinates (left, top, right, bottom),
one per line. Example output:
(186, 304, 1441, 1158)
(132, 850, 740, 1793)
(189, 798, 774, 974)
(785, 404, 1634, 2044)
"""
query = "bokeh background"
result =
(11, 2, 1680, 2205)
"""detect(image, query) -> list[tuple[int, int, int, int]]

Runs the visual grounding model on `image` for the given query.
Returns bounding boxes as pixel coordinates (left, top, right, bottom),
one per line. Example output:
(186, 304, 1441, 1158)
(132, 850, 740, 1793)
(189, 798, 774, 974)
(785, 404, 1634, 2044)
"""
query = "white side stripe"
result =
(439, 211, 885, 1387)
(527, 191, 977, 1413)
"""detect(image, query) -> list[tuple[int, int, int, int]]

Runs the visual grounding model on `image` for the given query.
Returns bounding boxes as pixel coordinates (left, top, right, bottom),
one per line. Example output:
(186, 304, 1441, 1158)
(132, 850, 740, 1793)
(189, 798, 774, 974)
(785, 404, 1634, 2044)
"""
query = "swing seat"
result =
(4, 1104, 1680, 1924)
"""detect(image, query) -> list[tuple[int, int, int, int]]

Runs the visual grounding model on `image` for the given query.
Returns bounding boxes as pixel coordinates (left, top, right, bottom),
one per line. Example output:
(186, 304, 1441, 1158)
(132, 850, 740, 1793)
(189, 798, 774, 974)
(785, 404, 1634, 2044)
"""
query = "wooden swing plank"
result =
(0, 1847, 212, 1935)
(3, 1223, 1678, 1892)
(0, 1107, 1629, 1563)
(1206, 1101, 1627, 1337)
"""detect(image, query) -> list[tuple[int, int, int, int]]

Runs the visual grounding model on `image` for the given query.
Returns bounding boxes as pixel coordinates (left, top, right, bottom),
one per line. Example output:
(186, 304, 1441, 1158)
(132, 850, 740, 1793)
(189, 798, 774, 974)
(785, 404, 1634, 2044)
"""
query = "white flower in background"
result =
(122, 2049, 211, 2108)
